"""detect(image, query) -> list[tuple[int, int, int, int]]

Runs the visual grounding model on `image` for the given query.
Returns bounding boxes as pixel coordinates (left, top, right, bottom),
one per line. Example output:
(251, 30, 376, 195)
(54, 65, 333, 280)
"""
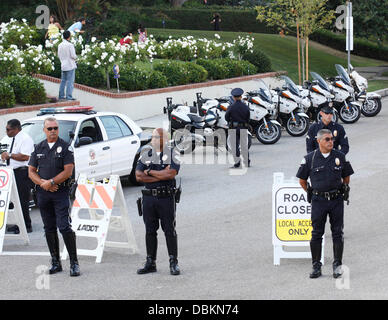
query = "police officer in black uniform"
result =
(136, 128, 181, 276)
(297, 129, 354, 279)
(28, 117, 80, 277)
(225, 88, 250, 168)
(306, 104, 349, 155)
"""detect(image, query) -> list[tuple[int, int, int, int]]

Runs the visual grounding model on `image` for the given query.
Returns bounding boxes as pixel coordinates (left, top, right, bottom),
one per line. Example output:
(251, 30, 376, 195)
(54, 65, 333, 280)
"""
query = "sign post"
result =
(272, 172, 324, 265)
(346, 1, 353, 73)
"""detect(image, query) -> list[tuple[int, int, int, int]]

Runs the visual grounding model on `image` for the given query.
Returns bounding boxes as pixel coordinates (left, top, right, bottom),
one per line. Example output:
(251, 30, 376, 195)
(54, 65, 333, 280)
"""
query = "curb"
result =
(375, 88, 388, 98)
(0, 100, 80, 116)
(34, 71, 287, 99)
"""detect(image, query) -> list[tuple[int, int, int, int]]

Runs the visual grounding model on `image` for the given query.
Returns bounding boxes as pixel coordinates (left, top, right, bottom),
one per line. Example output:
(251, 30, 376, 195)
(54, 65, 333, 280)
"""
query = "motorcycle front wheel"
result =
(255, 122, 281, 144)
(361, 98, 382, 117)
(338, 103, 361, 124)
(286, 116, 309, 137)
(173, 129, 196, 154)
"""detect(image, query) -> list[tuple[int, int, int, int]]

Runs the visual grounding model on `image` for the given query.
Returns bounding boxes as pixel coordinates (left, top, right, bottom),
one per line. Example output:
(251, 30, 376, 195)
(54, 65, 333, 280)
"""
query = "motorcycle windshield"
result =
(335, 64, 351, 86)
(256, 79, 272, 103)
(282, 76, 300, 97)
(310, 72, 331, 92)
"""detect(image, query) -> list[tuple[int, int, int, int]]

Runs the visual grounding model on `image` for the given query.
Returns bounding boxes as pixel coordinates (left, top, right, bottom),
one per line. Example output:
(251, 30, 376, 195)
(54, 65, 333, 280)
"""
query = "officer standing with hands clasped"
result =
(1, 119, 34, 234)
(225, 87, 251, 168)
(306, 104, 349, 155)
(28, 117, 80, 277)
(297, 129, 354, 279)
(135, 128, 181, 276)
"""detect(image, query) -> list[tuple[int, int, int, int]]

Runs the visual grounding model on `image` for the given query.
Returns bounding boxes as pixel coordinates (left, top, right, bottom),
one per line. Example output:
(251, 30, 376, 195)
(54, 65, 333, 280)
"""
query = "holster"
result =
(307, 183, 313, 204)
(175, 178, 182, 204)
(69, 181, 78, 200)
(136, 197, 143, 216)
(341, 183, 350, 205)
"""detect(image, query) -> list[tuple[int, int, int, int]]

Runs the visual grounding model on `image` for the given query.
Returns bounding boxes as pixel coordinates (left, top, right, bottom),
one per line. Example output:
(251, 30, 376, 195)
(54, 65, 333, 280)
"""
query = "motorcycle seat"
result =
(188, 114, 205, 123)
(189, 106, 198, 114)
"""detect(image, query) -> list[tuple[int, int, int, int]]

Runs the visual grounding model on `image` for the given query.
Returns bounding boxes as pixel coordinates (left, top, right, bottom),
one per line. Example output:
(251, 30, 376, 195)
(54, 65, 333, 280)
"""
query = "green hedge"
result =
(311, 29, 388, 62)
(5, 75, 46, 105)
(242, 48, 272, 73)
(0, 80, 16, 108)
(196, 58, 257, 80)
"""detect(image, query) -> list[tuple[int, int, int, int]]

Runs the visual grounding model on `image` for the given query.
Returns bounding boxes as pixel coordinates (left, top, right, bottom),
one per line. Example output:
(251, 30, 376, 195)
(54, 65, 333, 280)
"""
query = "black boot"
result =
(62, 231, 80, 277)
(309, 241, 322, 279)
(137, 256, 157, 274)
(333, 241, 344, 278)
(169, 255, 180, 275)
(45, 232, 62, 274)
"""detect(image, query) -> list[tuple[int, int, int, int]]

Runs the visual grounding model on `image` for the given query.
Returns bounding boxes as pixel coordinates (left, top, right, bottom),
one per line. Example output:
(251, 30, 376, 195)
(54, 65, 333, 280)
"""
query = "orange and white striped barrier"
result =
(62, 174, 138, 263)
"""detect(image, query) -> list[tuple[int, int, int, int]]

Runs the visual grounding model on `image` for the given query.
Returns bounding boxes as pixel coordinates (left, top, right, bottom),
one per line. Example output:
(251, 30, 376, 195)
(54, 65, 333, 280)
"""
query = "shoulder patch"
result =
(300, 158, 306, 165)
(68, 145, 74, 152)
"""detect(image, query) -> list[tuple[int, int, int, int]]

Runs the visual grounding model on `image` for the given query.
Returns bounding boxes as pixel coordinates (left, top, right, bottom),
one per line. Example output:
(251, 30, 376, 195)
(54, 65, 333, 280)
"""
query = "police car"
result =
(16, 106, 151, 185)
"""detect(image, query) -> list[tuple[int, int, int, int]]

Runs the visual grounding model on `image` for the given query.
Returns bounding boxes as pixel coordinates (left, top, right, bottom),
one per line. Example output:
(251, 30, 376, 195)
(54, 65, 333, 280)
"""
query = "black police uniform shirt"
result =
(29, 137, 74, 185)
(306, 121, 349, 155)
(136, 147, 180, 189)
(225, 100, 250, 124)
(296, 149, 354, 192)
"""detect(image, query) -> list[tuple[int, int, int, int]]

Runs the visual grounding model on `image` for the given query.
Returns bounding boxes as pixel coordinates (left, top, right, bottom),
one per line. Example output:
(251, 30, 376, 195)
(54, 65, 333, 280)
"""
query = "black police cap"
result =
(320, 103, 334, 114)
(231, 88, 244, 97)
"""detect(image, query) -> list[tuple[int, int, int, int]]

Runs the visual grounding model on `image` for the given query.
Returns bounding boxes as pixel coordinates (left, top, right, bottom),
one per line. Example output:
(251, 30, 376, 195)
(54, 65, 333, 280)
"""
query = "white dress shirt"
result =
(6, 131, 35, 169)
(58, 39, 77, 71)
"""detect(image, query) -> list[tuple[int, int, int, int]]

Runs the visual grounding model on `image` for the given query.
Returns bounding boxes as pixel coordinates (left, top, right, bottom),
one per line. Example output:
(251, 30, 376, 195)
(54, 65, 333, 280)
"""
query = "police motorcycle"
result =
(198, 92, 281, 145)
(253, 76, 310, 137)
(326, 64, 361, 124)
(348, 63, 382, 117)
(298, 72, 338, 123)
(196, 93, 252, 150)
(163, 97, 217, 154)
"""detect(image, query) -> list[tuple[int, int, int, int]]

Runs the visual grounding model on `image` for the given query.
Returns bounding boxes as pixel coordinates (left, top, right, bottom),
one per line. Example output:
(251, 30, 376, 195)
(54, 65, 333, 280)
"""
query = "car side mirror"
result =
(75, 136, 93, 147)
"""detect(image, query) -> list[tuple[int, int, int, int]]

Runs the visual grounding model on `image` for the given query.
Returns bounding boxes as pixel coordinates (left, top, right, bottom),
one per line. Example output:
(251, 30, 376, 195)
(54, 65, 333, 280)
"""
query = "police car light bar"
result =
(38, 106, 95, 115)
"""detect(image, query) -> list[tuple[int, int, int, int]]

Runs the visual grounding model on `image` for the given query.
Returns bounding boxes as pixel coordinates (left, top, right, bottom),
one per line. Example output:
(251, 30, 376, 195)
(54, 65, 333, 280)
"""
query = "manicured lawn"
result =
(148, 28, 386, 84)
(368, 80, 388, 92)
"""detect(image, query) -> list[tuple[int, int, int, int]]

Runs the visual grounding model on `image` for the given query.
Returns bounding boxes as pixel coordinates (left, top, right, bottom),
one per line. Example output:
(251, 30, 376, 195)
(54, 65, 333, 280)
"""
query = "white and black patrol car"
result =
(6, 106, 151, 185)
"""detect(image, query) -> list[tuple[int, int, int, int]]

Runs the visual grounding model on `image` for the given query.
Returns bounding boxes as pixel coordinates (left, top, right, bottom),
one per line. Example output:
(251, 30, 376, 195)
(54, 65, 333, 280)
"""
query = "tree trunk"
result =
(301, 37, 305, 84)
(106, 69, 110, 90)
(297, 22, 301, 85)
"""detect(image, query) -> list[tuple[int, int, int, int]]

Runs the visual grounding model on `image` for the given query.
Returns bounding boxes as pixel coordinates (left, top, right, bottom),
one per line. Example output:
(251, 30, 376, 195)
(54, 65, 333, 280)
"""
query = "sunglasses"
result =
(46, 126, 58, 131)
(324, 137, 334, 142)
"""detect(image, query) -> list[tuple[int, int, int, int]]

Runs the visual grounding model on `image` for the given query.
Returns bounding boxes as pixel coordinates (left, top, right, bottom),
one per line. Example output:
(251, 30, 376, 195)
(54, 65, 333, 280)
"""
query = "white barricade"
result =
(62, 174, 138, 263)
(272, 172, 324, 265)
(0, 167, 30, 255)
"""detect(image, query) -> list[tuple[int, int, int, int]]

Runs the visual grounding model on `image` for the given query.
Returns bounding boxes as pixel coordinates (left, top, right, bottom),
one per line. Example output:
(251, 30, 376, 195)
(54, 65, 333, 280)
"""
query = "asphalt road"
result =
(1, 98, 387, 300)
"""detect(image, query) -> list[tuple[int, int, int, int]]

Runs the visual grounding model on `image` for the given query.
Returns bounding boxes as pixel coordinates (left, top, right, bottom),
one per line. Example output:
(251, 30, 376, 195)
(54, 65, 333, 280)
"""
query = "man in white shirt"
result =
(1, 119, 35, 233)
(58, 30, 77, 101)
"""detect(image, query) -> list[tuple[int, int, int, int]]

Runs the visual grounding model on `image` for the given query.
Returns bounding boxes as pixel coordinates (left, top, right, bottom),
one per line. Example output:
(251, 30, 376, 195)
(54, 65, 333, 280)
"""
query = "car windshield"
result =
(256, 79, 272, 103)
(310, 72, 331, 91)
(282, 76, 300, 97)
(22, 120, 77, 145)
(335, 64, 351, 86)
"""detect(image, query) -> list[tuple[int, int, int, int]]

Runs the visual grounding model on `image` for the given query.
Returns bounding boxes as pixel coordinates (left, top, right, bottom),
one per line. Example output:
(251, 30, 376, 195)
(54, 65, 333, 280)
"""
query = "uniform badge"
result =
(56, 146, 62, 153)
(300, 158, 306, 165)
(335, 158, 340, 166)
(333, 130, 338, 137)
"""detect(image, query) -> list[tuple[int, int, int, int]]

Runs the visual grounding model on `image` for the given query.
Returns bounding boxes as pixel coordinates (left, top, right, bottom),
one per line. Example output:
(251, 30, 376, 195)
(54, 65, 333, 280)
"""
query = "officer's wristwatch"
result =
(50, 179, 55, 186)
(146, 168, 152, 176)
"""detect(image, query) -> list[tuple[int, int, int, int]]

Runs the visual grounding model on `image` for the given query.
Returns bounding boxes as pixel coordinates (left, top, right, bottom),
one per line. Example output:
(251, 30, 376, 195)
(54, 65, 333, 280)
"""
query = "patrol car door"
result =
(74, 118, 111, 181)
(98, 115, 139, 177)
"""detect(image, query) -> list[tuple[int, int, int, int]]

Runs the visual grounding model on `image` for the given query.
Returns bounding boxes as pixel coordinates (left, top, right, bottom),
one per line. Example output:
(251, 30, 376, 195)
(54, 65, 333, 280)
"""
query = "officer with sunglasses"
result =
(135, 128, 181, 276)
(297, 129, 354, 279)
(28, 117, 80, 277)
(306, 104, 349, 155)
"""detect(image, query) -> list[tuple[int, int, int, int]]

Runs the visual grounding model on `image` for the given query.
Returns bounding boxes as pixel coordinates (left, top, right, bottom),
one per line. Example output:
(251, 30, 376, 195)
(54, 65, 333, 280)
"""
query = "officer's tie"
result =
(7, 137, 15, 166)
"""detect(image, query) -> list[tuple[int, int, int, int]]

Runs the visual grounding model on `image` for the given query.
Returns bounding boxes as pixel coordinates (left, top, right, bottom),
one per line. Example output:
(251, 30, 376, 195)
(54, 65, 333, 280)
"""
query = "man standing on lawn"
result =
(58, 30, 77, 101)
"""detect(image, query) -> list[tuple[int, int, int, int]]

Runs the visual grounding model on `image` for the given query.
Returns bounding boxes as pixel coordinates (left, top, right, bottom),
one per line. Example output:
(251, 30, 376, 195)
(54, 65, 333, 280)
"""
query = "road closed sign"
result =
(274, 187, 312, 242)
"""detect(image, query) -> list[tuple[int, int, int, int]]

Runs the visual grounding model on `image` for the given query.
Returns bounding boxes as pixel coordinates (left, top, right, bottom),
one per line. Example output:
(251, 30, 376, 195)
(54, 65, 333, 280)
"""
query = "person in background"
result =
(58, 30, 77, 101)
(138, 24, 147, 44)
(210, 13, 221, 31)
(45, 15, 63, 40)
(120, 32, 133, 46)
(67, 17, 86, 34)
